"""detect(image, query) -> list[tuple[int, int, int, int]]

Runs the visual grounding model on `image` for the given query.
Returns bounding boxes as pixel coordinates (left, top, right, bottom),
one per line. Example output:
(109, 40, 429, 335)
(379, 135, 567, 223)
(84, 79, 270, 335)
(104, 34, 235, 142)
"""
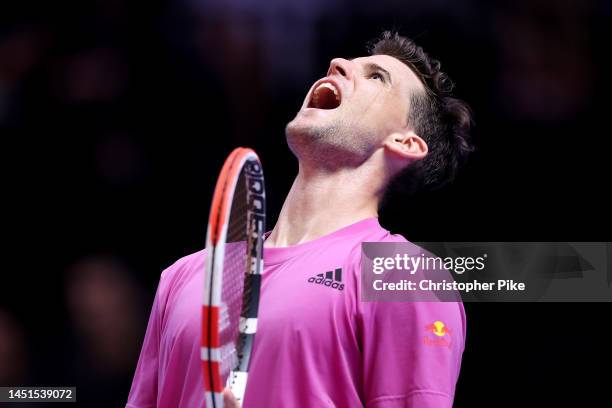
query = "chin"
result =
(288, 108, 338, 134)
(286, 117, 330, 144)
(285, 125, 316, 160)
(286, 117, 314, 140)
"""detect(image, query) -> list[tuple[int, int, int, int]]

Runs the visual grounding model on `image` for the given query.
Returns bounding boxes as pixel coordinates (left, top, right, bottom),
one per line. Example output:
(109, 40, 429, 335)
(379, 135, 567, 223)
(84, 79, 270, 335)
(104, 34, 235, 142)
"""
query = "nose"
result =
(327, 58, 353, 81)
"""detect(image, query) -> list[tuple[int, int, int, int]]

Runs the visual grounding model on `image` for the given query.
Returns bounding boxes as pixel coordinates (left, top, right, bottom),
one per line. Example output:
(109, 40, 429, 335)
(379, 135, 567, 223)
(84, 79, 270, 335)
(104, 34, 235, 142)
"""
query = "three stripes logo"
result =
(307, 268, 344, 291)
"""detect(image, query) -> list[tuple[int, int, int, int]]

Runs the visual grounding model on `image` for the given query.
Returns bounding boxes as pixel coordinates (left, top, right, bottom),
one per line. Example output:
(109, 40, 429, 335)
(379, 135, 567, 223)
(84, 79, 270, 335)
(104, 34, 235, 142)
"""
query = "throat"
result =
(265, 171, 379, 248)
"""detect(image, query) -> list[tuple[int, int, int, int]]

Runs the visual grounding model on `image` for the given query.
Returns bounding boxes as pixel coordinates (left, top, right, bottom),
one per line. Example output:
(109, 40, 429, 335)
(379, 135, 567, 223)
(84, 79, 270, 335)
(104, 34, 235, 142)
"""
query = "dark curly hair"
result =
(368, 31, 474, 196)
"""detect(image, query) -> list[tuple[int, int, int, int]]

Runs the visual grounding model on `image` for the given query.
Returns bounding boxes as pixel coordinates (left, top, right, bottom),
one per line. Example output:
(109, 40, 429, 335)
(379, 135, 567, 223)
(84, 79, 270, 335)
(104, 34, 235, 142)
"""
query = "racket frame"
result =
(202, 147, 265, 408)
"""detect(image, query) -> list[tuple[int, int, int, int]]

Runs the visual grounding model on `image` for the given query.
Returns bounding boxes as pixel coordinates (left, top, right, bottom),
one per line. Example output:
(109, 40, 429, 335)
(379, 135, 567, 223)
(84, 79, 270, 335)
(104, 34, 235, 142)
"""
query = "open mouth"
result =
(308, 82, 341, 110)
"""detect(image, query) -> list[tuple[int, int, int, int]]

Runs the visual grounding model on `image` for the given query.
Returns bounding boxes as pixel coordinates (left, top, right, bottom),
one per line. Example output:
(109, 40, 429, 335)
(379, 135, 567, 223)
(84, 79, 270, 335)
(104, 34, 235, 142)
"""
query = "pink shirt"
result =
(127, 217, 466, 407)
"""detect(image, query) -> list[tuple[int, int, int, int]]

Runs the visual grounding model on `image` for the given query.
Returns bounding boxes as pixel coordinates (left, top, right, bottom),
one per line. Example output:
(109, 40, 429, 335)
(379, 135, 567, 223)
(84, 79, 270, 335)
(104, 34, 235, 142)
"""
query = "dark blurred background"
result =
(1, 0, 610, 407)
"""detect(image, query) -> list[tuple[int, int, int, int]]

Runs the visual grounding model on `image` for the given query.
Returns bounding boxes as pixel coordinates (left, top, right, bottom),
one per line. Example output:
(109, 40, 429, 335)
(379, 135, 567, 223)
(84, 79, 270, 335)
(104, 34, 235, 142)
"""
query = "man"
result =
(127, 31, 473, 408)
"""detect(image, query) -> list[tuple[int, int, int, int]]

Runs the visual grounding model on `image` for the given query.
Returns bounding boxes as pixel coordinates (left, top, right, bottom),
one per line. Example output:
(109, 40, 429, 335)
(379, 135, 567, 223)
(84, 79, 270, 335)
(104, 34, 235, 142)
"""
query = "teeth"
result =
(318, 82, 338, 96)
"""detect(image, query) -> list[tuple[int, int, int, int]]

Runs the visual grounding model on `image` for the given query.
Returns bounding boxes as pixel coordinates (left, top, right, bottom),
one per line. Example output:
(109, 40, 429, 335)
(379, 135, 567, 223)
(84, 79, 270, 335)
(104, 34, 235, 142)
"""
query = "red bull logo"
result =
(424, 321, 452, 348)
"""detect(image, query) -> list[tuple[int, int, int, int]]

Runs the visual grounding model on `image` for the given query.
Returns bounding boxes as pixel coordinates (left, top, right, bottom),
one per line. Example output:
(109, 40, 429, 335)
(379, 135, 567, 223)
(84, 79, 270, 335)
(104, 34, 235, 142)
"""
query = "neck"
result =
(265, 159, 383, 247)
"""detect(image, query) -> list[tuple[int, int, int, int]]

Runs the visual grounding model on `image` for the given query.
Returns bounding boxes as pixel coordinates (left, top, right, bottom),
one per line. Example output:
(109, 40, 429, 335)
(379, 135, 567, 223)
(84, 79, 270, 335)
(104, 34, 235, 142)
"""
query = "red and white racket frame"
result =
(202, 147, 265, 408)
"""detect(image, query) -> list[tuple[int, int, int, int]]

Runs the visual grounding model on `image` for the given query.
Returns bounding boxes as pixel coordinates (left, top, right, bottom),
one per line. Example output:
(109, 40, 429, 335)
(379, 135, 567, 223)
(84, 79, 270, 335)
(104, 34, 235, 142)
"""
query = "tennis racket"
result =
(202, 147, 266, 407)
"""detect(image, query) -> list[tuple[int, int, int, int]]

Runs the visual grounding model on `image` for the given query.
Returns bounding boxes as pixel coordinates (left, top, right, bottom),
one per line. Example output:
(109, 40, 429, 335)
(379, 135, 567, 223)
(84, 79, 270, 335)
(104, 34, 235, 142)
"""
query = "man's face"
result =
(286, 54, 425, 166)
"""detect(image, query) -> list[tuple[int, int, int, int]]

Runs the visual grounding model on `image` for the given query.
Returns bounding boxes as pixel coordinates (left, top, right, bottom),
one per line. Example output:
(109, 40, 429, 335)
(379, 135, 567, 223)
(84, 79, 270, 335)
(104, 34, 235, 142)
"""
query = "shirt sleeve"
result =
(125, 269, 170, 408)
(357, 294, 466, 408)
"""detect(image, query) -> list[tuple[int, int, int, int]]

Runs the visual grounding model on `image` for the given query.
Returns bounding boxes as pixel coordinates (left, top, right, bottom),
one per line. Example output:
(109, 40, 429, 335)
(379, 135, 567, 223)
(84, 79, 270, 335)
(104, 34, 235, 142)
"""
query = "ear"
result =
(384, 130, 428, 161)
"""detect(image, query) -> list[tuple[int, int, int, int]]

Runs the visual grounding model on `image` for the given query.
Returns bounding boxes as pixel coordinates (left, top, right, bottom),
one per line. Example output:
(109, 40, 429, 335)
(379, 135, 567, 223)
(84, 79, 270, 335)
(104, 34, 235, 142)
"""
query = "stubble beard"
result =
(285, 117, 374, 169)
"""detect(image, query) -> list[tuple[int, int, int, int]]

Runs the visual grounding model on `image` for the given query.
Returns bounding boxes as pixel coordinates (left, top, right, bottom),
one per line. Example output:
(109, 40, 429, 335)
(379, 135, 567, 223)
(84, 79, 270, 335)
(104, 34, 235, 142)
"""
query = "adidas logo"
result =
(307, 268, 344, 291)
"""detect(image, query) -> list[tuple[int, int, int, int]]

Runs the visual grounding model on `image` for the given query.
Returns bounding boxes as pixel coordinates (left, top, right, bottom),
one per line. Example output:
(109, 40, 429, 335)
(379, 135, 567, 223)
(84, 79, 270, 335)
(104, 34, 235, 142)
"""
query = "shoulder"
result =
(344, 221, 408, 268)
(158, 249, 207, 292)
